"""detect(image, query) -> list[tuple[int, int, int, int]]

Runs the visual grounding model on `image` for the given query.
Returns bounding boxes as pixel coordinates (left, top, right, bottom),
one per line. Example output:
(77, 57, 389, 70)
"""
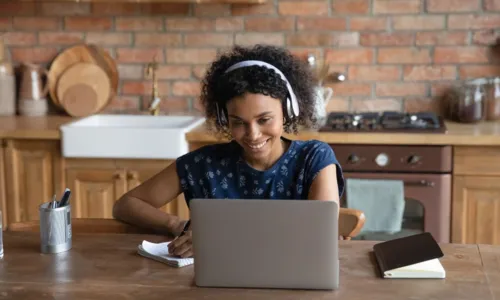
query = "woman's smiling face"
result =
(226, 92, 285, 169)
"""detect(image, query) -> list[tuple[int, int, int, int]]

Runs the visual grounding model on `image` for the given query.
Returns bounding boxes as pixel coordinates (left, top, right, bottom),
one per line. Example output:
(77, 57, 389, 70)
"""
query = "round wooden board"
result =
(61, 84, 99, 117)
(56, 62, 110, 116)
(48, 44, 118, 108)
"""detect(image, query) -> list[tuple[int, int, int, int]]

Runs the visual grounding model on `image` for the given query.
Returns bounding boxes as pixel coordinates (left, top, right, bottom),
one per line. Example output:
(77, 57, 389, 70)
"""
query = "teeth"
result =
(247, 140, 267, 149)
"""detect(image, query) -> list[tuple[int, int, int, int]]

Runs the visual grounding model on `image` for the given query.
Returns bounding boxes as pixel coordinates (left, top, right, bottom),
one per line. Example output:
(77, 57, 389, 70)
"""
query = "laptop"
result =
(190, 199, 339, 290)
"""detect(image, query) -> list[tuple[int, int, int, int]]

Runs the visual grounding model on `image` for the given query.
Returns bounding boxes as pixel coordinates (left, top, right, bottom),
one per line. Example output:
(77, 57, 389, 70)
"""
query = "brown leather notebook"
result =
(373, 232, 445, 279)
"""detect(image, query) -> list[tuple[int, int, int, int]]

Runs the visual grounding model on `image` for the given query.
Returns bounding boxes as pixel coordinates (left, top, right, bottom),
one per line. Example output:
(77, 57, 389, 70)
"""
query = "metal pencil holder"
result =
(39, 202, 72, 254)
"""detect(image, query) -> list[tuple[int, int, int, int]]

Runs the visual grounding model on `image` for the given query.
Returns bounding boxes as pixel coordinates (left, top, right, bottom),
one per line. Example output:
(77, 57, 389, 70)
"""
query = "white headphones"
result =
(215, 60, 300, 126)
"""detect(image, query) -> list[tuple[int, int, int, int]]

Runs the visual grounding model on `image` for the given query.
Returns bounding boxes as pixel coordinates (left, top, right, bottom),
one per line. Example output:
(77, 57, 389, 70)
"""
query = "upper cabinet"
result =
(21, 0, 266, 3)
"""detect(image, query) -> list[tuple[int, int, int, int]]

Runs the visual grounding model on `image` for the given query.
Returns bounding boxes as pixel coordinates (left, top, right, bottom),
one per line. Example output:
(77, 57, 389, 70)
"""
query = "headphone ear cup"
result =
(216, 103, 228, 126)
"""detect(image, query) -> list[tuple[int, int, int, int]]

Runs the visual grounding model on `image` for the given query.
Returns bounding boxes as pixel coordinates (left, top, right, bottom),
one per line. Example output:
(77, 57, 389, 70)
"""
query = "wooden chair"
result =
(8, 208, 365, 239)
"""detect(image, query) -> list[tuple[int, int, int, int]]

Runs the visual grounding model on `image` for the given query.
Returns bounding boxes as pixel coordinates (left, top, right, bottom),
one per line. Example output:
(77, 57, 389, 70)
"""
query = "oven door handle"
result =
(404, 180, 435, 187)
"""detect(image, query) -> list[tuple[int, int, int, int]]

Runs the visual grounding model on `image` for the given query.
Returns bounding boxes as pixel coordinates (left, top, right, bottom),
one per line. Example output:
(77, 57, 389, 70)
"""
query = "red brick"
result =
(116, 18, 163, 31)
(231, 3, 276, 15)
(376, 83, 428, 97)
(245, 17, 295, 32)
(0, 2, 35, 16)
(348, 66, 401, 81)
(141, 4, 189, 15)
(192, 66, 208, 80)
(472, 30, 500, 45)
(434, 47, 490, 63)
(102, 96, 140, 113)
(404, 98, 442, 114)
(288, 48, 324, 62)
(416, 31, 468, 45)
(325, 49, 373, 64)
(0, 18, 10, 30)
(329, 83, 372, 96)
(448, 14, 500, 29)
(145, 97, 190, 113)
(459, 65, 500, 79)
(325, 97, 349, 112)
(373, 0, 421, 14)
(403, 66, 456, 81)
(216, 17, 244, 31)
(156, 66, 192, 80)
(39, 32, 83, 45)
(135, 33, 182, 46)
(235, 33, 284, 46)
(193, 4, 230, 17)
(485, 0, 500, 10)
(116, 48, 165, 63)
(332, 33, 360, 47)
(426, 0, 480, 12)
(91, 3, 142, 15)
(392, 16, 445, 30)
(86, 33, 131, 46)
(3, 32, 36, 46)
(360, 33, 414, 46)
(166, 49, 217, 64)
(350, 17, 388, 31)
(297, 17, 346, 31)
(166, 19, 215, 31)
(332, 0, 370, 14)
(287, 33, 333, 47)
(278, 1, 329, 16)
(40, 3, 90, 15)
(65, 17, 112, 31)
(172, 81, 201, 97)
(12, 17, 59, 30)
(122, 81, 169, 96)
(377, 48, 431, 64)
(117, 65, 144, 80)
(10, 47, 58, 63)
(351, 99, 403, 112)
(184, 33, 233, 47)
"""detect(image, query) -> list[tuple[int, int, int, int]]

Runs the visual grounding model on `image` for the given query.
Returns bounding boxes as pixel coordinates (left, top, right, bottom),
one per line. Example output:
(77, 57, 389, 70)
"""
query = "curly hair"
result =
(199, 44, 318, 139)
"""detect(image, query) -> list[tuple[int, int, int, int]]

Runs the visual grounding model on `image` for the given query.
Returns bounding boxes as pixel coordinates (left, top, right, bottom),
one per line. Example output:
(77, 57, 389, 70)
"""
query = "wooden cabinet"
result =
(3, 139, 63, 225)
(65, 158, 189, 221)
(452, 146, 500, 245)
(0, 140, 6, 229)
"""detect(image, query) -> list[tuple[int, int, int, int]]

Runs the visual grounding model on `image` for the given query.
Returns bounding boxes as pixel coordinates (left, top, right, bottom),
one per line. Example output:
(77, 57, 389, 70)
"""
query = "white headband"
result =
(224, 60, 299, 118)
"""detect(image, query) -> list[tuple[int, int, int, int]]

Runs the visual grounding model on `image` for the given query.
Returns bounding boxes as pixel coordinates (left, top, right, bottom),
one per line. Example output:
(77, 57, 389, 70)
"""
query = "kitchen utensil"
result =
(19, 62, 49, 101)
(314, 86, 334, 126)
(0, 35, 15, 116)
(39, 200, 72, 254)
(454, 78, 487, 123)
(485, 77, 500, 121)
(48, 44, 117, 108)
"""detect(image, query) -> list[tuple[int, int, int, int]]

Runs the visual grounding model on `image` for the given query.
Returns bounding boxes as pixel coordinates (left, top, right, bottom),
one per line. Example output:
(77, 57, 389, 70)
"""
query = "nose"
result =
(245, 123, 261, 140)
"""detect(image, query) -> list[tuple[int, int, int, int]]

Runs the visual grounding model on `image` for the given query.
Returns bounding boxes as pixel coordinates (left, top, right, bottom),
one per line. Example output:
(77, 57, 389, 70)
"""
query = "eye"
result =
(258, 117, 272, 124)
(230, 119, 244, 126)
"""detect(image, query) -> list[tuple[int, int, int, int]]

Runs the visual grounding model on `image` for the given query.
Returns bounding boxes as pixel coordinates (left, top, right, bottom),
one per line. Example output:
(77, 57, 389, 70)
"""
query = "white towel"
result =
(346, 178, 405, 234)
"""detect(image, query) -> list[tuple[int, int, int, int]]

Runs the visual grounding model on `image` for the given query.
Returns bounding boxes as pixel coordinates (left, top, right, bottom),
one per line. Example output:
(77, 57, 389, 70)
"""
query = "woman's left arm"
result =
(307, 164, 340, 204)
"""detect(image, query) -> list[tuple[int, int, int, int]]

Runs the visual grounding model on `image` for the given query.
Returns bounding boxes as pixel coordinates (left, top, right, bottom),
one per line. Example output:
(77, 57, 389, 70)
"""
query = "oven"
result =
(332, 144, 452, 243)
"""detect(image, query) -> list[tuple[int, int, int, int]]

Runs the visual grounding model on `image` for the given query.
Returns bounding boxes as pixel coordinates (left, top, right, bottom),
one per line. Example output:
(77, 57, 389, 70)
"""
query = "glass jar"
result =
(456, 78, 487, 123)
(485, 77, 500, 121)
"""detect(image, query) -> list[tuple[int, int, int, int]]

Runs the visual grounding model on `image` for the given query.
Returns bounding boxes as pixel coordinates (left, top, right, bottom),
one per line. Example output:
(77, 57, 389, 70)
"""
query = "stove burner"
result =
(320, 111, 446, 133)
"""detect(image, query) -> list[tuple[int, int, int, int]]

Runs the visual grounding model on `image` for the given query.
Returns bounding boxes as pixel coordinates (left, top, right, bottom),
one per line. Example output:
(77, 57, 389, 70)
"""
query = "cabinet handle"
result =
(127, 172, 138, 180)
(114, 172, 125, 180)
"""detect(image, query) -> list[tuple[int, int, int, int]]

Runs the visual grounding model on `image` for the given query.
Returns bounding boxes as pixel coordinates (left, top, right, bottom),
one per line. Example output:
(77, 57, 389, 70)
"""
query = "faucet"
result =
(146, 57, 160, 116)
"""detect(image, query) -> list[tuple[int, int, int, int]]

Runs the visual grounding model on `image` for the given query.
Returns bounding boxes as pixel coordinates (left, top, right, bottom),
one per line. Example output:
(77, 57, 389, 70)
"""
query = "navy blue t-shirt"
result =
(175, 138, 345, 207)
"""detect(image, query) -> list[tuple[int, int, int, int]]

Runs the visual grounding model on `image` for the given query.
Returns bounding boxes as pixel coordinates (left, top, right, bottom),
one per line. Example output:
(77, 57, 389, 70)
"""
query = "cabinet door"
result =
(452, 175, 500, 245)
(66, 169, 127, 219)
(0, 141, 6, 229)
(4, 140, 63, 224)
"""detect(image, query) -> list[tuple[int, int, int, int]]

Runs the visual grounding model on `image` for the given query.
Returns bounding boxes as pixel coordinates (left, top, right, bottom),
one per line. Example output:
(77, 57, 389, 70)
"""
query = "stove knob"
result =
(347, 154, 360, 164)
(375, 153, 389, 167)
(407, 155, 421, 164)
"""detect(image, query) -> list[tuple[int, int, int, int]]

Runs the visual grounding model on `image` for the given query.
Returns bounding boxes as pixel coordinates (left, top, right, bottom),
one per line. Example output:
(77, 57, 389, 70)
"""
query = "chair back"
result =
(339, 207, 365, 240)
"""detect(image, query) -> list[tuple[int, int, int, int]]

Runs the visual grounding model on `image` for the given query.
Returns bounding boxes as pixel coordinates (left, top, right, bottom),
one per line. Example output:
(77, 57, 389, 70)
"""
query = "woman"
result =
(112, 44, 345, 258)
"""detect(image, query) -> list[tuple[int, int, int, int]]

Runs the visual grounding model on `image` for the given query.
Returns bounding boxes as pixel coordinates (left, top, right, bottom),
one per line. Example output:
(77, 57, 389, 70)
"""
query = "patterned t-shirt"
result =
(175, 138, 345, 207)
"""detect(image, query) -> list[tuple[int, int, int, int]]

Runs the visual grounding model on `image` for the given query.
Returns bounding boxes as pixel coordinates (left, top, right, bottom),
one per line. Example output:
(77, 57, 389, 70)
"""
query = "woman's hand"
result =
(168, 221, 193, 258)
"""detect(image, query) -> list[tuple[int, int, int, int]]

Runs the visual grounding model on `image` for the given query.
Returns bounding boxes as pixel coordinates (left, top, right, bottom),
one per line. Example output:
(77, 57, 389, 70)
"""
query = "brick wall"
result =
(0, 0, 499, 115)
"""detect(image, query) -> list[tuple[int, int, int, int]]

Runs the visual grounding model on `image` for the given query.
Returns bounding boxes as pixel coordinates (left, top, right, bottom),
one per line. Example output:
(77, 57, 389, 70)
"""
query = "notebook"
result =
(137, 240, 194, 268)
(373, 232, 446, 279)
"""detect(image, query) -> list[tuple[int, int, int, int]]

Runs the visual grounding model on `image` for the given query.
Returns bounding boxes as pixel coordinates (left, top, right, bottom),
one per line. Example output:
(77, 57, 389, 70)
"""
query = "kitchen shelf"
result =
(20, 0, 267, 3)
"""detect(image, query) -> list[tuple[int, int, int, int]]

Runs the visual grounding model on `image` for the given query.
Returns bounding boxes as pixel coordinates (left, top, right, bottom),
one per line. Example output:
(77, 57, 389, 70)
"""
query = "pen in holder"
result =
(39, 200, 72, 254)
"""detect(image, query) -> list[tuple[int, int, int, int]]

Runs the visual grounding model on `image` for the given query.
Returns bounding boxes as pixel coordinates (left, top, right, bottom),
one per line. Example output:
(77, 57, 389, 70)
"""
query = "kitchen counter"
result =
(0, 115, 500, 145)
(186, 120, 500, 146)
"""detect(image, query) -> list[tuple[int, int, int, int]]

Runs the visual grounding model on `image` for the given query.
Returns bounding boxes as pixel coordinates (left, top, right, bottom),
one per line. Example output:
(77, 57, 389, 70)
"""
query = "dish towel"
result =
(137, 240, 194, 268)
(346, 178, 405, 234)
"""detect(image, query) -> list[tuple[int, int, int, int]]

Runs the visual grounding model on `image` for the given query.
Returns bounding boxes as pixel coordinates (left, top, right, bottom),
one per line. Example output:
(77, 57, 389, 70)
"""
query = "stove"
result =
(319, 111, 446, 133)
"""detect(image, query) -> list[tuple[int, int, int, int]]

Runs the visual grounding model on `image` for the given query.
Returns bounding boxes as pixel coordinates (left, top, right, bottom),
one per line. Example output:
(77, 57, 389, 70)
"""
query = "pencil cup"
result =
(39, 202, 72, 254)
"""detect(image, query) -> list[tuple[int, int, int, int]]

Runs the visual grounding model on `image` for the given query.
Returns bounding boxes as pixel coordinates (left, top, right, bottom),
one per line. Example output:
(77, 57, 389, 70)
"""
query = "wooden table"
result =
(0, 232, 499, 300)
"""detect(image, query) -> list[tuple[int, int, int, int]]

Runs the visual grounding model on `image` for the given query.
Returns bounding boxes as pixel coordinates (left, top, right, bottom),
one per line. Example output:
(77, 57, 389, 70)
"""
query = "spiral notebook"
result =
(137, 240, 194, 268)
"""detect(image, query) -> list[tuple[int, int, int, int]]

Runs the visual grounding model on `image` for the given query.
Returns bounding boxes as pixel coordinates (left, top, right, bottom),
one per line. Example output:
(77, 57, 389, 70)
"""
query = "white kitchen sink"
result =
(60, 114, 206, 159)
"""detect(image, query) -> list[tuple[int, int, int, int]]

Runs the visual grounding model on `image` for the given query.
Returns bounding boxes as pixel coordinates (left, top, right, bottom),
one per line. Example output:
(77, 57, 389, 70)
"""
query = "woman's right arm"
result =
(112, 162, 186, 237)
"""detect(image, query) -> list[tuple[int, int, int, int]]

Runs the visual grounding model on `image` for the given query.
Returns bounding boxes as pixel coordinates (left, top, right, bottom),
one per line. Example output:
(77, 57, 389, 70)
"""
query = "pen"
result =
(50, 194, 58, 209)
(178, 220, 191, 237)
(58, 188, 71, 207)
